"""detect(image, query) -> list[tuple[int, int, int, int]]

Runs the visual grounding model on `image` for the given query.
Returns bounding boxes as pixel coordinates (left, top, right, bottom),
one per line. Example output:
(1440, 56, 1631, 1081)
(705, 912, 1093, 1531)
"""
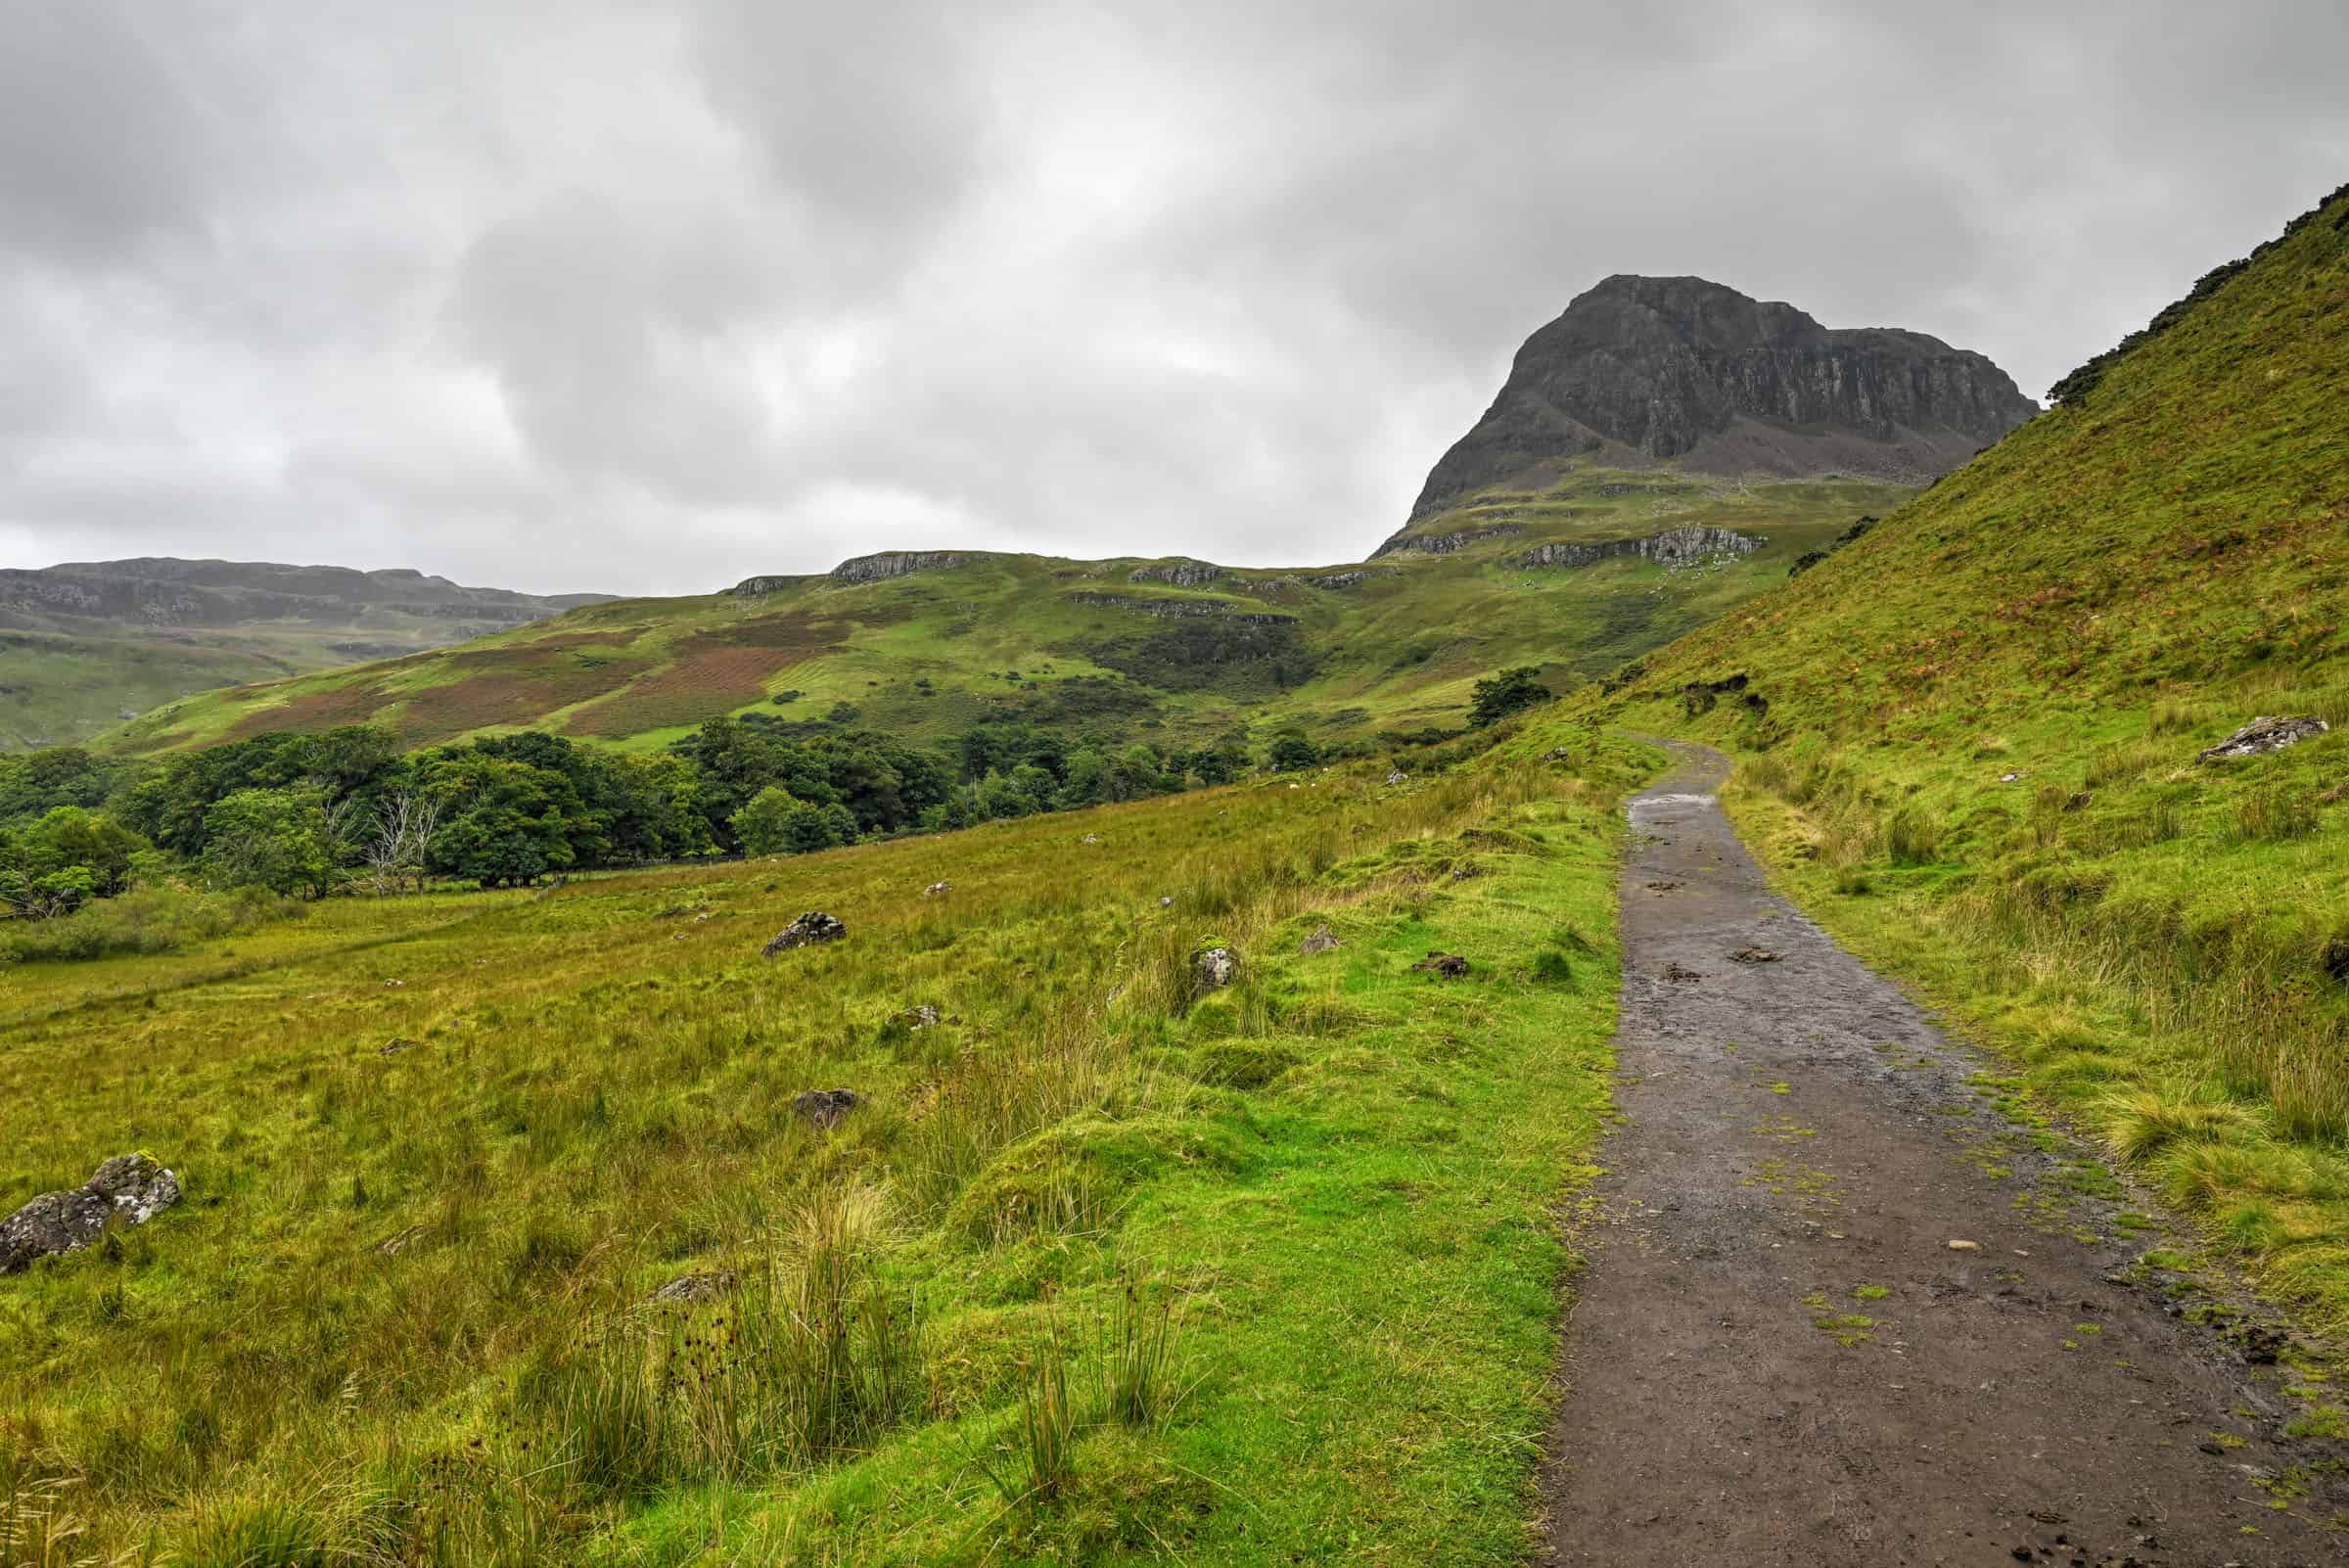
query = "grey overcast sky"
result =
(1, 2, 2343, 596)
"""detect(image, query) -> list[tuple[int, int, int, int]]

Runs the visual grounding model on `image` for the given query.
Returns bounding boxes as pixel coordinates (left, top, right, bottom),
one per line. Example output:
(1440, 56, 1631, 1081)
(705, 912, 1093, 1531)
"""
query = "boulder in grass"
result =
(923, 881, 952, 899)
(1, 1154, 181, 1273)
(1192, 946, 1240, 992)
(1300, 925, 1342, 955)
(1411, 951, 1470, 978)
(2199, 715, 2328, 761)
(793, 1088, 860, 1129)
(762, 911, 847, 956)
(650, 1268, 738, 1305)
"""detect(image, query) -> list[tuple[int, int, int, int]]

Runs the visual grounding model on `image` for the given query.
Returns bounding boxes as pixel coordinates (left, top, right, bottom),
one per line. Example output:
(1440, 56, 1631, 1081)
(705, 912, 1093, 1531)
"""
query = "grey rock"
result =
(2198, 715, 2329, 761)
(1385, 770, 1407, 786)
(1301, 925, 1341, 954)
(762, 911, 847, 956)
(1, 1154, 181, 1273)
(1375, 525, 1522, 558)
(1391, 273, 2038, 537)
(1517, 525, 1763, 572)
(904, 1004, 941, 1030)
(829, 551, 967, 585)
(792, 1088, 860, 1129)
(728, 574, 811, 596)
(922, 880, 952, 898)
(1128, 558, 1224, 587)
(1192, 946, 1240, 992)
(1159, 895, 1174, 908)
(650, 1269, 737, 1304)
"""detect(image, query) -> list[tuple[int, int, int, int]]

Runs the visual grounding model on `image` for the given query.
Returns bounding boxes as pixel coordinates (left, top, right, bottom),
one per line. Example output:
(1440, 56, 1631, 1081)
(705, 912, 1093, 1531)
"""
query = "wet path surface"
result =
(1539, 743, 2343, 1567)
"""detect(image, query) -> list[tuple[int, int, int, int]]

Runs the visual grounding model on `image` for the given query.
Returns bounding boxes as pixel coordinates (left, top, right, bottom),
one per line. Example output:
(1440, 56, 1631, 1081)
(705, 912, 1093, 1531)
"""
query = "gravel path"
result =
(1539, 741, 2344, 1567)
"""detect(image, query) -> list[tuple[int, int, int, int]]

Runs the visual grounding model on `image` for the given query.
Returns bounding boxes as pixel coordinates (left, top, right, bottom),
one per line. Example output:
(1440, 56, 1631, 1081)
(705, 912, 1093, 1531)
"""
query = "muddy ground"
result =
(1539, 743, 2347, 1567)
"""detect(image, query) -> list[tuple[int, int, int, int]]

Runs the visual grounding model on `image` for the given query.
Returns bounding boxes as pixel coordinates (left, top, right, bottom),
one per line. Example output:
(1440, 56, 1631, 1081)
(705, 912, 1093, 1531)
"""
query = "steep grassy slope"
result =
(1603, 182, 2349, 1324)
(0, 561, 609, 753)
(0, 719, 1648, 1565)
(105, 476, 1909, 758)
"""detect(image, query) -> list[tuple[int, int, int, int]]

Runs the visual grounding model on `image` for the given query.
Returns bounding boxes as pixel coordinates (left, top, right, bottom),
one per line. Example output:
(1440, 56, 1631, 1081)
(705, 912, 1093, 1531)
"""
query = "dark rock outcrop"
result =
(1393, 274, 2038, 536)
(1128, 559, 1224, 587)
(1065, 592, 1296, 625)
(1517, 525, 1762, 572)
(829, 551, 968, 585)
(2199, 715, 2329, 761)
(1, 1154, 181, 1273)
(1375, 526, 1520, 559)
(1411, 952, 1470, 978)
(762, 911, 848, 956)
(792, 1089, 860, 1129)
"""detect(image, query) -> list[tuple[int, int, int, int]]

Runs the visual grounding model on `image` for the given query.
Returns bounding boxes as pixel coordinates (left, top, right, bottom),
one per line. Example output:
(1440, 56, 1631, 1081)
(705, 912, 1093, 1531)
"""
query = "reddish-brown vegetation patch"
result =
(220, 680, 399, 742)
(564, 631, 835, 738)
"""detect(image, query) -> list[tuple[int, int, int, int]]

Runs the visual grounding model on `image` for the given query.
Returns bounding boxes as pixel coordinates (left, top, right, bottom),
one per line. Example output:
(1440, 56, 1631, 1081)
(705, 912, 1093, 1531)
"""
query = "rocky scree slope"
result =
(1395, 274, 2037, 540)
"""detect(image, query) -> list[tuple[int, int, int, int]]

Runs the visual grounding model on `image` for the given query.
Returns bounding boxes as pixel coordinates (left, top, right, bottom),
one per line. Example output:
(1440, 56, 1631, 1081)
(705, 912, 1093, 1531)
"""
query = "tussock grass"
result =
(0, 723, 1649, 1564)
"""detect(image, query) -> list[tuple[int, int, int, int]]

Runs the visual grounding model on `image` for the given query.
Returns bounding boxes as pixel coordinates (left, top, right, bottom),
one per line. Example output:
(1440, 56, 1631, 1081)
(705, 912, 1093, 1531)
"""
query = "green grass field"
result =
(1, 717, 1654, 1565)
(1599, 182, 2349, 1330)
(101, 474, 1906, 760)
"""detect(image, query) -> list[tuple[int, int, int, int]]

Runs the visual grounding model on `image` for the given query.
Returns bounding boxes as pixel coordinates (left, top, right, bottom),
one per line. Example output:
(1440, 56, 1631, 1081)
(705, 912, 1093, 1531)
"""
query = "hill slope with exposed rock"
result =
(1395, 274, 2038, 539)
(0, 559, 610, 751)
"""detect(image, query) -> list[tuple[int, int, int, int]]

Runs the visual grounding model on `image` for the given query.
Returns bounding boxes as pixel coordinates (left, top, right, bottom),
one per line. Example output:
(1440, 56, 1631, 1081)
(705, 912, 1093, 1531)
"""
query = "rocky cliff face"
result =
(828, 551, 971, 585)
(1402, 275, 2038, 528)
(1517, 525, 1762, 572)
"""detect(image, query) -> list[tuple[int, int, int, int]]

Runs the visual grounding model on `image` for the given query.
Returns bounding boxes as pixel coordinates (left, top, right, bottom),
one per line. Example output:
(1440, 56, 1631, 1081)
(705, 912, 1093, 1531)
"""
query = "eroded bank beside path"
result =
(1542, 741, 2346, 1567)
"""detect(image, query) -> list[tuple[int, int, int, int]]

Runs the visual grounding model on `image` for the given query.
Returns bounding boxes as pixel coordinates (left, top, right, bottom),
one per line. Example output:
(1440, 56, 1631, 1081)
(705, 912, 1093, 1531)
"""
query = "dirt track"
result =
(1540, 742, 2345, 1567)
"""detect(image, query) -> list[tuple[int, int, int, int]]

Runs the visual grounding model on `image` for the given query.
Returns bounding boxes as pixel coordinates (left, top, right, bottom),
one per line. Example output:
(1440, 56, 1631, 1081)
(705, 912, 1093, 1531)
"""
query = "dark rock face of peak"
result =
(1401, 275, 2038, 527)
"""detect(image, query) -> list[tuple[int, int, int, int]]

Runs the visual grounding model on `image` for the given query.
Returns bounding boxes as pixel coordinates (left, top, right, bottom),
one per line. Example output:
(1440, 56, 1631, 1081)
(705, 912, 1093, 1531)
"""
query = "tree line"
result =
(0, 715, 1323, 921)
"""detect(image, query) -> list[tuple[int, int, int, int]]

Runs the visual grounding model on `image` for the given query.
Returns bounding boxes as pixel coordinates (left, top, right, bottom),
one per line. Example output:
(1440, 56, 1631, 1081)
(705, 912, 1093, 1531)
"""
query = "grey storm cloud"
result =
(0, 0, 2343, 595)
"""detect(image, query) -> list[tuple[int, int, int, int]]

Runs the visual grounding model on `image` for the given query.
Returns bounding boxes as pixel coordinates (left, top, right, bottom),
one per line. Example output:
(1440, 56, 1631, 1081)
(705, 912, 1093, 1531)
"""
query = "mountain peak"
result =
(1399, 275, 2036, 530)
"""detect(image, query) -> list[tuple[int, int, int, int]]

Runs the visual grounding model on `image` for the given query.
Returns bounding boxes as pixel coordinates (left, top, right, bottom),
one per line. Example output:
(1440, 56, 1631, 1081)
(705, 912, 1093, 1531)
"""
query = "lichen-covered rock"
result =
(1518, 526, 1763, 572)
(2198, 715, 2329, 761)
(1128, 558, 1224, 587)
(1300, 925, 1341, 955)
(793, 1088, 860, 1129)
(829, 550, 967, 584)
(1192, 946, 1240, 992)
(1, 1154, 181, 1273)
(649, 1269, 738, 1305)
(903, 1004, 941, 1030)
(762, 911, 847, 956)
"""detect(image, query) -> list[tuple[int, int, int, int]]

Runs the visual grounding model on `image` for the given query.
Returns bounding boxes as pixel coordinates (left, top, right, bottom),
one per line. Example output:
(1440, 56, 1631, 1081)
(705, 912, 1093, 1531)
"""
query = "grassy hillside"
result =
(102, 476, 1910, 759)
(1, 562, 609, 754)
(1, 716, 1652, 1564)
(1602, 182, 2349, 1325)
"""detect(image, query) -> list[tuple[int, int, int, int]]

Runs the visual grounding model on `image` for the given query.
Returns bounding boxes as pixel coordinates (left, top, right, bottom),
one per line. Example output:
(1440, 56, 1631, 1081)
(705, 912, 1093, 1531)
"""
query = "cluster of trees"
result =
(0, 715, 1268, 919)
(2, 666, 1553, 926)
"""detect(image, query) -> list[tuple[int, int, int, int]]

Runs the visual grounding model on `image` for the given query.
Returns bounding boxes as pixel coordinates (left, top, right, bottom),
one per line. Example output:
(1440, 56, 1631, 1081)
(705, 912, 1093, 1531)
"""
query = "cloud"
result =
(0, 0, 2342, 594)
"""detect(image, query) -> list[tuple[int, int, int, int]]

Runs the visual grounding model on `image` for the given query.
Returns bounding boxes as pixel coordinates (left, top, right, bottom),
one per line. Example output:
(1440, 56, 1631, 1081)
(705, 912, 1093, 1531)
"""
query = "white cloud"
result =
(0, 0, 2342, 594)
